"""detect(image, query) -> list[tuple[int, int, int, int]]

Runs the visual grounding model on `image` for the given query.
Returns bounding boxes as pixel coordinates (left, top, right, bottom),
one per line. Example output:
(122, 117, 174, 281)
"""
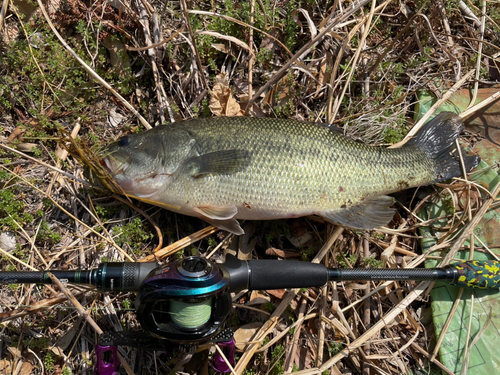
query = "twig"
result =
(362, 233, 371, 375)
(0, 0, 8, 33)
(126, 22, 185, 51)
(244, 0, 372, 114)
(247, 0, 255, 108)
(112, 194, 163, 252)
(459, 0, 481, 27)
(234, 226, 343, 374)
(390, 69, 475, 148)
(409, 341, 455, 375)
(430, 288, 464, 361)
(459, 88, 500, 119)
(284, 295, 307, 372)
(188, 10, 292, 57)
(34, 0, 151, 130)
(47, 273, 135, 375)
(289, 281, 432, 375)
(140, 226, 219, 261)
(467, 0, 486, 110)
(330, 0, 376, 120)
(136, 1, 167, 124)
(0, 143, 89, 186)
(180, 0, 209, 91)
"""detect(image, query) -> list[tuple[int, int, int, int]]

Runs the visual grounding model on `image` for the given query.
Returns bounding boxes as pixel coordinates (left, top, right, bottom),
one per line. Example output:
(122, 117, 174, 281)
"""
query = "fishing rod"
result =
(1, 256, 499, 374)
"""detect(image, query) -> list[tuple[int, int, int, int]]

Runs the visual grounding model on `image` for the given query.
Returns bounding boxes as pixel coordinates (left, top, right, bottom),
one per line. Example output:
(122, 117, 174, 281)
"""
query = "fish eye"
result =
(119, 136, 130, 146)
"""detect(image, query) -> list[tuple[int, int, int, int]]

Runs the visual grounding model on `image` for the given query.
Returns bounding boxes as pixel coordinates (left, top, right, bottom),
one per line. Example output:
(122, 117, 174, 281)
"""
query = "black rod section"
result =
(0, 262, 159, 292)
(328, 267, 458, 284)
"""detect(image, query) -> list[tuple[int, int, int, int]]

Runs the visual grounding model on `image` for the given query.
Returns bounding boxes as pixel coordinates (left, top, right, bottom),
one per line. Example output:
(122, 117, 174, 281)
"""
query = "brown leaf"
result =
(233, 322, 263, 351)
(266, 289, 286, 299)
(0, 359, 12, 374)
(7, 126, 26, 142)
(248, 290, 271, 305)
(209, 71, 242, 117)
(19, 361, 34, 375)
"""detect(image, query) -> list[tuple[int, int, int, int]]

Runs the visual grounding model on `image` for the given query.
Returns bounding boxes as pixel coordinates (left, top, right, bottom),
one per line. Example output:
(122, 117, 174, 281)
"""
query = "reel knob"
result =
(178, 257, 212, 278)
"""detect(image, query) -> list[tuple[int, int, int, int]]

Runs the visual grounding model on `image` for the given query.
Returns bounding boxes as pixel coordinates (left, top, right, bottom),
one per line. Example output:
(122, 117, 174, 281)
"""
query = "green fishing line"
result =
(170, 298, 212, 329)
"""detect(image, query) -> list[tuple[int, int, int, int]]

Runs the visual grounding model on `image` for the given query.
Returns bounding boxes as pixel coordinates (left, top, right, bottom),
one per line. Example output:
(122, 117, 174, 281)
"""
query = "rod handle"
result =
(448, 260, 500, 289)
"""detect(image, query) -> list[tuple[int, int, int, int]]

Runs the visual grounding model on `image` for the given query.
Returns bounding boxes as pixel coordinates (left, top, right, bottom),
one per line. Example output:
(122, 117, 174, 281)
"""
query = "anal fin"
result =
(321, 196, 395, 230)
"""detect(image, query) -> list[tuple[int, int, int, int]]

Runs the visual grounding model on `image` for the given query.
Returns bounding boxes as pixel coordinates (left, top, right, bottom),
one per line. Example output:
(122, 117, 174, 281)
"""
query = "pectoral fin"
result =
(188, 150, 251, 177)
(321, 196, 395, 230)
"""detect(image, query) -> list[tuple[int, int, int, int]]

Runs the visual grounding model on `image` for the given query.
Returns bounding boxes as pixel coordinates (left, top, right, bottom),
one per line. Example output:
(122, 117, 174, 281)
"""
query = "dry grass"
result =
(0, 0, 499, 374)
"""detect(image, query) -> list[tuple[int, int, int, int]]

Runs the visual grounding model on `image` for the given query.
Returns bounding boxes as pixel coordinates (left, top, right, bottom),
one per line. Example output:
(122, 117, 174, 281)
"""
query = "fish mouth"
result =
(100, 155, 130, 176)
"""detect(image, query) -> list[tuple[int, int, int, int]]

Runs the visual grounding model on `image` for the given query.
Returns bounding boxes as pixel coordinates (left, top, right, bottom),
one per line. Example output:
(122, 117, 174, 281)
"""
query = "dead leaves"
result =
(209, 71, 243, 117)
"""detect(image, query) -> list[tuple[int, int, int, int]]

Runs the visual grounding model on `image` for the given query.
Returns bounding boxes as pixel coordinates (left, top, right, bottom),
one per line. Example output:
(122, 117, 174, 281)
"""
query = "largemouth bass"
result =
(99, 112, 479, 234)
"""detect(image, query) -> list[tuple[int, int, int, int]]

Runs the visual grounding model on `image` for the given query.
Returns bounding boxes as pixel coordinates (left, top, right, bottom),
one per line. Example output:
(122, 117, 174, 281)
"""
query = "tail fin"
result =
(406, 112, 480, 182)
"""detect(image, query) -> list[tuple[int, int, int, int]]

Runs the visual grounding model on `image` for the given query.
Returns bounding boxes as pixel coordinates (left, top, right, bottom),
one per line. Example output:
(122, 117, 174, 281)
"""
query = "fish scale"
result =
(100, 113, 479, 234)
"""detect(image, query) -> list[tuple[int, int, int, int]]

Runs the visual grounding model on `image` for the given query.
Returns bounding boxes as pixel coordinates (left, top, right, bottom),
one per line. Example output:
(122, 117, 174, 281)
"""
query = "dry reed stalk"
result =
(441, 180, 500, 265)
(290, 281, 432, 375)
(0, 143, 89, 186)
(256, 313, 318, 352)
(234, 227, 343, 374)
(34, 0, 151, 129)
(245, 0, 372, 113)
(47, 273, 135, 375)
(111, 194, 163, 252)
(362, 233, 371, 375)
(410, 341, 455, 375)
(317, 251, 329, 364)
(180, 0, 209, 91)
(430, 287, 464, 361)
(188, 10, 292, 57)
(330, 0, 376, 120)
(459, 0, 481, 26)
(460, 88, 500, 119)
(140, 226, 219, 261)
(461, 306, 493, 374)
(0, 0, 7, 32)
(390, 69, 476, 148)
(467, 0, 486, 109)
(247, 0, 255, 102)
(284, 295, 307, 371)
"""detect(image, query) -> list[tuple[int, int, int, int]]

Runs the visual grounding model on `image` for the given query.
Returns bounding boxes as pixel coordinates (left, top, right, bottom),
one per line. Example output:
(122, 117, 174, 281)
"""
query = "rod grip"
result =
(450, 260, 500, 289)
(247, 260, 328, 290)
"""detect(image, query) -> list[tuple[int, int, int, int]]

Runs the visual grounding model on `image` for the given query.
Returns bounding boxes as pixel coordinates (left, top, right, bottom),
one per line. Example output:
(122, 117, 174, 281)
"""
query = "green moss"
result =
(114, 217, 153, 254)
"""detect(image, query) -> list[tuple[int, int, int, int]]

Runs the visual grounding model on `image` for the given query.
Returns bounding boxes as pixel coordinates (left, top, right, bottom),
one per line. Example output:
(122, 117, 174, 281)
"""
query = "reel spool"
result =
(136, 256, 233, 344)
